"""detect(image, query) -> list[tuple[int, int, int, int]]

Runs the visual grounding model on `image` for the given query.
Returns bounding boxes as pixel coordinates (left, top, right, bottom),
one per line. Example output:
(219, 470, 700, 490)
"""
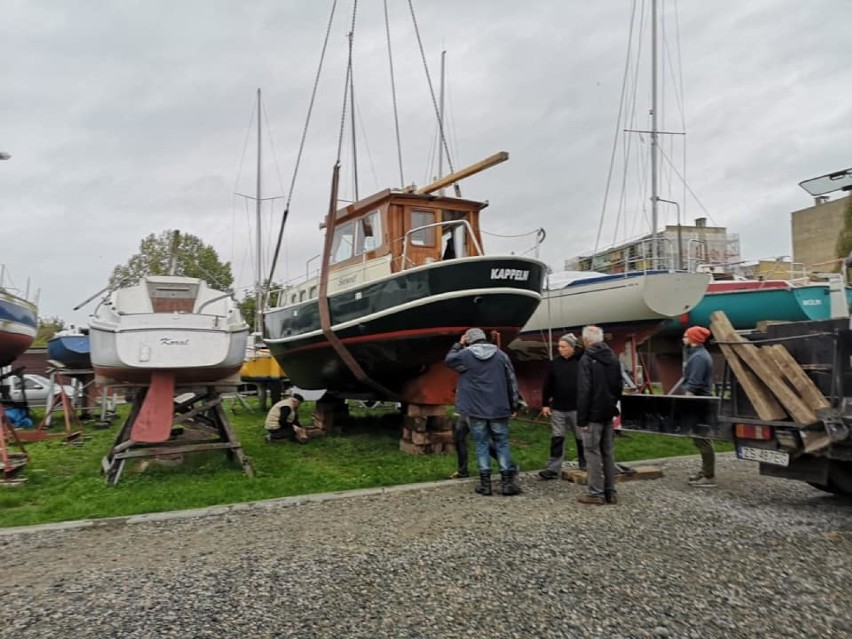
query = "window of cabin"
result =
(441, 209, 469, 259)
(299, 290, 306, 302)
(330, 221, 356, 264)
(309, 285, 317, 299)
(290, 294, 297, 305)
(357, 210, 382, 253)
(411, 210, 436, 246)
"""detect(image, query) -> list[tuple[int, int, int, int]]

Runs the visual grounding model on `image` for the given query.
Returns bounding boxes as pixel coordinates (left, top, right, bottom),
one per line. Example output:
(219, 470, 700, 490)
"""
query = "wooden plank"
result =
(711, 312, 817, 424)
(562, 465, 664, 484)
(415, 151, 509, 194)
(762, 344, 831, 411)
(709, 314, 786, 421)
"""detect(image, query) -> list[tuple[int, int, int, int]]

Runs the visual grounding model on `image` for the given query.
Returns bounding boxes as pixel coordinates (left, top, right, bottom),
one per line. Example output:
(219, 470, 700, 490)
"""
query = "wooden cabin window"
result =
(331, 221, 356, 264)
(411, 210, 436, 246)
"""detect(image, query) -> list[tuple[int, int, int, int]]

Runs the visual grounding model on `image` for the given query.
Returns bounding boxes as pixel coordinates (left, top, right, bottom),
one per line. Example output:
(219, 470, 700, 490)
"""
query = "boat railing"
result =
(400, 219, 483, 271)
(196, 293, 236, 317)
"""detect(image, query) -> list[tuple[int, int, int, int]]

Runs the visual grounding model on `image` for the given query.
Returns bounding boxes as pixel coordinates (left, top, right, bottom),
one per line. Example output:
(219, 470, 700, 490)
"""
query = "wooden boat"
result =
(508, 269, 710, 407)
(0, 288, 38, 367)
(89, 275, 249, 385)
(47, 327, 91, 369)
(263, 159, 546, 405)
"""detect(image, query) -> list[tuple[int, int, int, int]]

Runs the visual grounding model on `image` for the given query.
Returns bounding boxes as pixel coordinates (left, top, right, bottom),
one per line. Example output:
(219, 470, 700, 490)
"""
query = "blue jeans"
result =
(469, 418, 514, 474)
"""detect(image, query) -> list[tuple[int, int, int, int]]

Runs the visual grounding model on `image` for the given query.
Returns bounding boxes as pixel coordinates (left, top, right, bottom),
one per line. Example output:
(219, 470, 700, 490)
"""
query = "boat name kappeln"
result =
(490, 268, 530, 281)
(160, 337, 190, 346)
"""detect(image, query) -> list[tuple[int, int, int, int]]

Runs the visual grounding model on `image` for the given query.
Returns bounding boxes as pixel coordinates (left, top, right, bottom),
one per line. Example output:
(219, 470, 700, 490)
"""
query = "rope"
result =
(267, 0, 339, 288)
(407, 0, 455, 176)
(384, 0, 405, 187)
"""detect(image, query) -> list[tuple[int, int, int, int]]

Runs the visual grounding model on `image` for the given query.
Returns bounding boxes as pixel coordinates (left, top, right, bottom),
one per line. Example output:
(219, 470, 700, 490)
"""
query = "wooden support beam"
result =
(762, 344, 831, 411)
(711, 312, 817, 424)
(709, 314, 786, 421)
(415, 151, 509, 195)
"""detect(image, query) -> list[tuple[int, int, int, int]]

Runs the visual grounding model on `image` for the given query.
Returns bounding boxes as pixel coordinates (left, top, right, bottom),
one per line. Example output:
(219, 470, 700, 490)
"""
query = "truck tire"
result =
(809, 462, 852, 497)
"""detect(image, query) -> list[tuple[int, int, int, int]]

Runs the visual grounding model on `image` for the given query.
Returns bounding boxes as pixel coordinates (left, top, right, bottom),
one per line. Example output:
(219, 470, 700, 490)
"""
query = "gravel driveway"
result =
(1, 454, 850, 638)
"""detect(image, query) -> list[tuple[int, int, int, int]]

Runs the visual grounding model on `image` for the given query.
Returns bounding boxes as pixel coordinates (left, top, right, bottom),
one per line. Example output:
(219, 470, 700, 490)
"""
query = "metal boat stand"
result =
(16, 382, 83, 444)
(101, 384, 254, 485)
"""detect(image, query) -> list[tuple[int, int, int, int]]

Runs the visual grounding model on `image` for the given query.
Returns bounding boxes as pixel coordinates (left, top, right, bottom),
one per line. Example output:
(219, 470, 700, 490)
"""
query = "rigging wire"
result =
(336, 2, 359, 166)
(266, 0, 339, 290)
(407, 0, 455, 177)
(597, 0, 639, 257)
(383, 0, 405, 188)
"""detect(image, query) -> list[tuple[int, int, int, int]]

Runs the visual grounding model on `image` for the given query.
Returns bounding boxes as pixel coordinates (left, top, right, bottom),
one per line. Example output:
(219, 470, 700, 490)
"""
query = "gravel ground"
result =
(1, 454, 851, 639)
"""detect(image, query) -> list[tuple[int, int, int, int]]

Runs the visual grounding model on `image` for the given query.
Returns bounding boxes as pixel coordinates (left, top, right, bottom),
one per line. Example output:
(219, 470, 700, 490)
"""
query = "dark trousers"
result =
(692, 437, 715, 478)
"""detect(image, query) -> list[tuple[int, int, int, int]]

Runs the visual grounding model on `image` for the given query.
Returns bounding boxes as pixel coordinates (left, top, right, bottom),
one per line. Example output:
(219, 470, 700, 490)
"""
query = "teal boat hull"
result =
(666, 283, 832, 333)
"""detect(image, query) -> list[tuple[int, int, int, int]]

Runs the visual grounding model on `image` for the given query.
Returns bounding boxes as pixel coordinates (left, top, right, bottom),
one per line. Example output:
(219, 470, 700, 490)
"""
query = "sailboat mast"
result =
(650, 0, 660, 269)
(438, 49, 446, 196)
(255, 88, 263, 334)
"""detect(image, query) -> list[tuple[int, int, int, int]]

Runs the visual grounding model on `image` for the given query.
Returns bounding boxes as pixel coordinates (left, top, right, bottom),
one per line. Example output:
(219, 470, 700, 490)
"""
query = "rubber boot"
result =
(474, 472, 492, 496)
(501, 470, 521, 496)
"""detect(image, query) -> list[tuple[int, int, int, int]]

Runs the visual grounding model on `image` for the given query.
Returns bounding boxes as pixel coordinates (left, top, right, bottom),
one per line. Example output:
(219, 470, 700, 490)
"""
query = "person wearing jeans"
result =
(445, 327, 521, 496)
(576, 325, 623, 505)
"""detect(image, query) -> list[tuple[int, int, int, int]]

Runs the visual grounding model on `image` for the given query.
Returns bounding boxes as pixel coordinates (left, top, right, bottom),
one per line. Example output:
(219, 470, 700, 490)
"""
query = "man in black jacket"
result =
(539, 333, 585, 480)
(576, 326, 623, 505)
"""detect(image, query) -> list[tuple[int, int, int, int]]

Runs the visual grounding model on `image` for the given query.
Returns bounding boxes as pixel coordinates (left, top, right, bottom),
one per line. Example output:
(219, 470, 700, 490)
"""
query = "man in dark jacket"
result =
(576, 325, 622, 505)
(445, 327, 521, 496)
(539, 333, 585, 480)
(681, 326, 716, 487)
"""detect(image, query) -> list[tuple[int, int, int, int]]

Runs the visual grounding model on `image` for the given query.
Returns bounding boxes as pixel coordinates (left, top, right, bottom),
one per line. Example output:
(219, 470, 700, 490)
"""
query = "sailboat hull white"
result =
(89, 276, 249, 385)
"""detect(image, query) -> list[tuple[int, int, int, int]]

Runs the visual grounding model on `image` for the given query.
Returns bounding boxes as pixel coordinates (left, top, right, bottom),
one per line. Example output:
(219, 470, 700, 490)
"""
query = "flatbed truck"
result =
(620, 317, 852, 496)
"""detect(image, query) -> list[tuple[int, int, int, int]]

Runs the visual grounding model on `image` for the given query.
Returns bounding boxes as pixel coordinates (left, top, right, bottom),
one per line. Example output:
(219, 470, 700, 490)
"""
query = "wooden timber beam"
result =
(415, 151, 509, 195)
(710, 314, 786, 421)
(710, 311, 817, 424)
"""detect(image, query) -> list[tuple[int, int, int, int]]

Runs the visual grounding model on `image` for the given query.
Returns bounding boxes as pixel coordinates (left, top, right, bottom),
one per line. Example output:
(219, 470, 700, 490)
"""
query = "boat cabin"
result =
(277, 190, 488, 305)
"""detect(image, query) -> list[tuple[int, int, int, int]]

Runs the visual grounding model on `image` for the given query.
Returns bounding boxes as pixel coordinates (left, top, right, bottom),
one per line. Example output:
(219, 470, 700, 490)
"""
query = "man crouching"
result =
(265, 393, 308, 443)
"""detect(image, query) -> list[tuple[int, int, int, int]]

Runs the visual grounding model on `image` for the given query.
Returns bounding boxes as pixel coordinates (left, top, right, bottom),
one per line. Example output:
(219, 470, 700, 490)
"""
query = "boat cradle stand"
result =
(101, 384, 254, 485)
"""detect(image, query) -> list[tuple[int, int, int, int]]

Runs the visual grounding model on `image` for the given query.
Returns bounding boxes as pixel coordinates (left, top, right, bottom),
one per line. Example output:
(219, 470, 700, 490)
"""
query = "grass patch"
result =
(0, 399, 730, 528)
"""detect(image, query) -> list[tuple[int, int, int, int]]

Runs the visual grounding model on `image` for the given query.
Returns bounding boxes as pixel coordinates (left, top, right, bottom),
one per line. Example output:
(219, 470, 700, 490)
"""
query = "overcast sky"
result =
(2, 0, 850, 324)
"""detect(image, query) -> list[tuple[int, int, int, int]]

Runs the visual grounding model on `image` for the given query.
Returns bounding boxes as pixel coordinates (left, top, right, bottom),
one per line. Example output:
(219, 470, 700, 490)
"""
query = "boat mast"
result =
(254, 88, 263, 334)
(650, 0, 659, 269)
(438, 50, 446, 196)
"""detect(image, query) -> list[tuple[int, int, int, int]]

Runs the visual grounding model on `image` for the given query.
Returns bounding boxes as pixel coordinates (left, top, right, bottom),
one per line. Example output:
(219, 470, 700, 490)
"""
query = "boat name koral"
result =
(490, 268, 530, 281)
(160, 337, 190, 346)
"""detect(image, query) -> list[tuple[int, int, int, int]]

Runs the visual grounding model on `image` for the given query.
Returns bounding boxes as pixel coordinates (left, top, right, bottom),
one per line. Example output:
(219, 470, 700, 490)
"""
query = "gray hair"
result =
(582, 325, 604, 344)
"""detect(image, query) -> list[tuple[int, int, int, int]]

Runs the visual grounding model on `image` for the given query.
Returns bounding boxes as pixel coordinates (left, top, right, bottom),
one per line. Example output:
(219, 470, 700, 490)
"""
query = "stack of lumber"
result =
(709, 311, 830, 437)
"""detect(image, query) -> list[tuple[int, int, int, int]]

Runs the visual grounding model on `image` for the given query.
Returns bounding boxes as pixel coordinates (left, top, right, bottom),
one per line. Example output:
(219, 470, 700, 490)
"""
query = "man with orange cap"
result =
(682, 326, 716, 487)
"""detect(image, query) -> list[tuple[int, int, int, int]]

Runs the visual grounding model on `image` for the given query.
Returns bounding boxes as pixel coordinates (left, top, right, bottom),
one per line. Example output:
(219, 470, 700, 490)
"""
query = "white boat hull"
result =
(89, 276, 249, 385)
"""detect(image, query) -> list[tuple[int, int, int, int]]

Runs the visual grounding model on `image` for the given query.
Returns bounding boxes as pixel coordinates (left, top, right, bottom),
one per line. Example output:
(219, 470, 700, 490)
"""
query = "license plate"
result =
(737, 446, 789, 467)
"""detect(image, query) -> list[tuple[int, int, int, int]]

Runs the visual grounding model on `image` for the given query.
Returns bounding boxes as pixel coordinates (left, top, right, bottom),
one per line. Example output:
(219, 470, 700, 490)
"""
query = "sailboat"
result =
(261, 9, 545, 406)
(88, 233, 250, 386)
(0, 267, 38, 367)
(507, 0, 710, 408)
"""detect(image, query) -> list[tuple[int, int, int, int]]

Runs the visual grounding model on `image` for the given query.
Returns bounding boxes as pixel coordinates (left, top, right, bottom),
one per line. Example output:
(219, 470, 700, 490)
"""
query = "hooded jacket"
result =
(445, 342, 519, 420)
(577, 341, 623, 425)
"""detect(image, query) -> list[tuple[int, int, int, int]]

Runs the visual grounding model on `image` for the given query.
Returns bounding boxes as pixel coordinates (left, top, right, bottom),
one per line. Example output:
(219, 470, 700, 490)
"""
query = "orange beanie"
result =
(685, 326, 711, 344)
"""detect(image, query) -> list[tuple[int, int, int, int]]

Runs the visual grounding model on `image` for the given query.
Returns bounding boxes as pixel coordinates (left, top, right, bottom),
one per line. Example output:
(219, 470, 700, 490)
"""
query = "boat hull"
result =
(47, 335, 92, 369)
(664, 282, 833, 333)
(88, 275, 249, 386)
(264, 256, 546, 402)
(0, 291, 38, 367)
(508, 270, 710, 408)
